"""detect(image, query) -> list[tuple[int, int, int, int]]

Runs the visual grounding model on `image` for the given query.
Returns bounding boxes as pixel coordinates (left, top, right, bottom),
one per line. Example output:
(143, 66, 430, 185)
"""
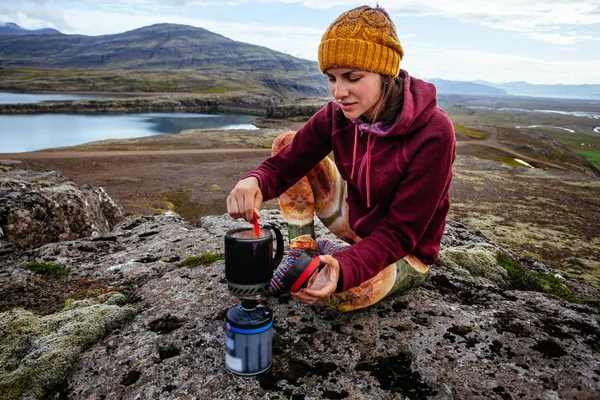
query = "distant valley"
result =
(0, 22, 599, 100)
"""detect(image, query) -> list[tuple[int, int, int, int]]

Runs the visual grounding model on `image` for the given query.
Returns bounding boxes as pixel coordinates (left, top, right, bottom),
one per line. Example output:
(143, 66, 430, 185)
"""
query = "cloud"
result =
(405, 47, 600, 84)
(527, 31, 600, 46)
(389, 1, 600, 29)
(0, 0, 69, 31)
(229, 0, 600, 45)
(382, 0, 600, 49)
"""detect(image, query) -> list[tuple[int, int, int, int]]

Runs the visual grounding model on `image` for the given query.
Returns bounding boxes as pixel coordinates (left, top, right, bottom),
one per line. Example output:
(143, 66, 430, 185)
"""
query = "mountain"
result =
(496, 81, 600, 100)
(472, 79, 600, 100)
(0, 22, 61, 35)
(430, 78, 508, 96)
(1, 22, 596, 100)
(0, 23, 329, 98)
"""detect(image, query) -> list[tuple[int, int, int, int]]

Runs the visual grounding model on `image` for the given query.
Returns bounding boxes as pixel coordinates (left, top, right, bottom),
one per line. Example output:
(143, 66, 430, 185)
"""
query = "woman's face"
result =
(325, 67, 383, 121)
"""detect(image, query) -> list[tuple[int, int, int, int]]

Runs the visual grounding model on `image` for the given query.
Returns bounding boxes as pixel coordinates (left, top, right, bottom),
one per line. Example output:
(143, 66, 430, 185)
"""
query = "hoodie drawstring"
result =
(350, 124, 373, 209)
(365, 133, 372, 208)
(350, 124, 358, 180)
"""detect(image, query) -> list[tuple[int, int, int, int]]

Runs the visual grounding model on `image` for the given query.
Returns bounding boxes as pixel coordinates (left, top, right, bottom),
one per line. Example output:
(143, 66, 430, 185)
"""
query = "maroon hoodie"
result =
(247, 70, 456, 291)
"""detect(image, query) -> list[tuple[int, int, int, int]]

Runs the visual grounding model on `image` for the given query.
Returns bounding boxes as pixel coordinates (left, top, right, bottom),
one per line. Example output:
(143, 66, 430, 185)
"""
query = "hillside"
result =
(0, 22, 61, 35)
(0, 23, 329, 98)
(429, 78, 507, 96)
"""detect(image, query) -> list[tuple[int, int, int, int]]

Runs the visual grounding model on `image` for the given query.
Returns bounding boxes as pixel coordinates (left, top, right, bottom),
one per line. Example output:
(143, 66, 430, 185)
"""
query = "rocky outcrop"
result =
(1, 200, 598, 399)
(266, 97, 329, 119)
(0, 161, 125, 254)
(0, 91, 330, 119)
(0, 91, 285, 116)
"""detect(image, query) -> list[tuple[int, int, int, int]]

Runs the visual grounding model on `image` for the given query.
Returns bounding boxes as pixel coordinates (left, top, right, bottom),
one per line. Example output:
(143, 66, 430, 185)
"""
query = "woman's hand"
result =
(227, 177, 263, 223)
(293, 255, 340, 304)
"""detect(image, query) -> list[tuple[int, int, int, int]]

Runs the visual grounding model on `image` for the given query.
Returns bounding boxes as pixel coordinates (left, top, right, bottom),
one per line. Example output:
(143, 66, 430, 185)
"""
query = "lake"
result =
(0, 92, 259, 153)
(0, 113, 259, 153)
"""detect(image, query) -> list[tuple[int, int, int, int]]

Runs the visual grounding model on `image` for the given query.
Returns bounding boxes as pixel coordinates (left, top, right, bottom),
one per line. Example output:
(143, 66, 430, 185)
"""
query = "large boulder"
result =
(1, 207, 598, 400)
(0, 161, 125, 254)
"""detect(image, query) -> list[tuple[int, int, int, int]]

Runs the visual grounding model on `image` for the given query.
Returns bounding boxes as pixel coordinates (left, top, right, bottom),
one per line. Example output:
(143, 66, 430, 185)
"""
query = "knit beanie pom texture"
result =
(318, 6, 403, 77)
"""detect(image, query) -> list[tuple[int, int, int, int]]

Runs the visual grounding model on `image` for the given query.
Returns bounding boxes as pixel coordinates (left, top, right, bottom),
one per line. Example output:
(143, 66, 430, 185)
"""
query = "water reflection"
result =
(144, 113, 259, 132)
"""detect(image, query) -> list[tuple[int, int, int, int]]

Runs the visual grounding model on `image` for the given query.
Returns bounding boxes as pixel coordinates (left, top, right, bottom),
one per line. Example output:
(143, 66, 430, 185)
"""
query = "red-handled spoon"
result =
(253, 209, 260, 238)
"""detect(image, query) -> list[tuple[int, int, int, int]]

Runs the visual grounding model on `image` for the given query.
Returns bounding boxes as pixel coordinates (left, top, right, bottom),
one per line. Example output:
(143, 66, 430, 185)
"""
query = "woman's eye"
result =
(348, 76, 361, 82)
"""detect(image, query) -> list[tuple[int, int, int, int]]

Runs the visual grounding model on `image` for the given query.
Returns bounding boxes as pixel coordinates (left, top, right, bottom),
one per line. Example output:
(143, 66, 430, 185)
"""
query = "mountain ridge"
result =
(463, 79, 600, 100)
(0, 23, 329, 99)
(0, 22, 598, 99)
(0, 22, 61, 35)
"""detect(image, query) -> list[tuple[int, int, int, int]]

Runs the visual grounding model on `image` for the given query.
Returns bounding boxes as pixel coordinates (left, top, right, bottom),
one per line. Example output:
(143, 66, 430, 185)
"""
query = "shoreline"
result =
(0, 90, 327, 118)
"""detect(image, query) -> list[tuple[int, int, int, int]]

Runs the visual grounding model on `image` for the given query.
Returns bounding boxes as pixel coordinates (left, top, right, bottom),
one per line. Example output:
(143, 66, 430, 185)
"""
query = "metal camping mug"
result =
(224, 223, 284, 299)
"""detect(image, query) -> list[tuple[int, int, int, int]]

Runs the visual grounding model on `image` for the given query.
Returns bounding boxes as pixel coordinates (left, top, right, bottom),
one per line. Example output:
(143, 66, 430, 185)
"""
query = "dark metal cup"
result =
(224, 224, 283, 299)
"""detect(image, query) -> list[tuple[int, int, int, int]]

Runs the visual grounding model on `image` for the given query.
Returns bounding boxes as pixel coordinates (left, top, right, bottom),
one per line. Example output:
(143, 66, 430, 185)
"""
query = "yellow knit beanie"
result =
(318, 5, 403, 77)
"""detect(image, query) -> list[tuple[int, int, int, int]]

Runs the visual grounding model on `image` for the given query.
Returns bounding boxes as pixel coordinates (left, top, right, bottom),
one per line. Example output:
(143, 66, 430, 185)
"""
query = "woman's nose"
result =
(332, 81, 349, 99)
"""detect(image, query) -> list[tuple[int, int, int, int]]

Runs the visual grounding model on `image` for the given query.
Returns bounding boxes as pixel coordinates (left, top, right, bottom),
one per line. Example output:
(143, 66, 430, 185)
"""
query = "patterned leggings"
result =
(273, 131, 429, 312)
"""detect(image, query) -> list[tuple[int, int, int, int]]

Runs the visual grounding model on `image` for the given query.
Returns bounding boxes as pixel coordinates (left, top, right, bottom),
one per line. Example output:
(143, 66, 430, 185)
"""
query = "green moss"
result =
(583, 296, 600, 307)
(181, 253, 224, 268)
(499, 157, 530, 167)
(69, 281, 123, 303)
(1, 366, 45, 400)
(575, 150, 600, 169)
(0, 167, 11, 173)
(437, 246, 508, 285)
(454, 124, 488, 139)
(24, 262, 68, 277)
(496, 252, 577, 303)
(159, 190, 210, 221)
(0, 304, 134, 399)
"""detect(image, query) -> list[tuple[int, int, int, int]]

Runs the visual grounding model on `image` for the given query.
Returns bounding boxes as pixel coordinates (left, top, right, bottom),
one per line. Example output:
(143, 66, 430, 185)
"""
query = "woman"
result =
(227, 5, 456, 311)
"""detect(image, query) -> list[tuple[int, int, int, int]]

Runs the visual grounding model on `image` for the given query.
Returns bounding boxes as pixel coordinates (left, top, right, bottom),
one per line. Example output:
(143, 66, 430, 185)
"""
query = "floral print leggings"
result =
(273, 131, 429, 312)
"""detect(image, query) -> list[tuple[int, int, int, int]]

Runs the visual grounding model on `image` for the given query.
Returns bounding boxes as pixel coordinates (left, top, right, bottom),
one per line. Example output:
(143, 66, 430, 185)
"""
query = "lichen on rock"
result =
(0, 302, 134, 400)
(438, 245, 509, 285)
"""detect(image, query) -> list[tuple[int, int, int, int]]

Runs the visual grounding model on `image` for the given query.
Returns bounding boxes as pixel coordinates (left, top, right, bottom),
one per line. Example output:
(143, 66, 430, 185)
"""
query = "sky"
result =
(1, 0, 599, 85)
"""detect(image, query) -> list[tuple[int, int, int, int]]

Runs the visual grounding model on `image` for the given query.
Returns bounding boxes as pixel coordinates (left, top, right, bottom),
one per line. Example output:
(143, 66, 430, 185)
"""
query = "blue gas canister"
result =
(224, 300, 273, 375)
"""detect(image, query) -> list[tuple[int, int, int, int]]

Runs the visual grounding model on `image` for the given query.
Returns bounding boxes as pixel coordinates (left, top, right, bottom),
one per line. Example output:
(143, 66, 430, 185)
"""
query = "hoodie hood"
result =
(352, 69, 438, 138)
(348, 70, 439, 208)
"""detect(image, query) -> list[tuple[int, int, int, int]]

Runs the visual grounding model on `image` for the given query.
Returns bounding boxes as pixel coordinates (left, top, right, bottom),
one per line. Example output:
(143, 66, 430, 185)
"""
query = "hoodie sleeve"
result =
(333, 109, 456, 291)
(244, 105, 334, 200)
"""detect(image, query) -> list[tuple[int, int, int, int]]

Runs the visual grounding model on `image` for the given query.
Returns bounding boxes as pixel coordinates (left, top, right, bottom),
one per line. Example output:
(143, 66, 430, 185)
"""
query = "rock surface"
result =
(0, 161, 125, 253)
(0, 176, 599, 399)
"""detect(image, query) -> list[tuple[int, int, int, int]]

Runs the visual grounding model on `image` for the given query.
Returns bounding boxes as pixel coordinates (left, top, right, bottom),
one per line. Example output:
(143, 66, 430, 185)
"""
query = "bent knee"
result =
(272, 131, 297, 155)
